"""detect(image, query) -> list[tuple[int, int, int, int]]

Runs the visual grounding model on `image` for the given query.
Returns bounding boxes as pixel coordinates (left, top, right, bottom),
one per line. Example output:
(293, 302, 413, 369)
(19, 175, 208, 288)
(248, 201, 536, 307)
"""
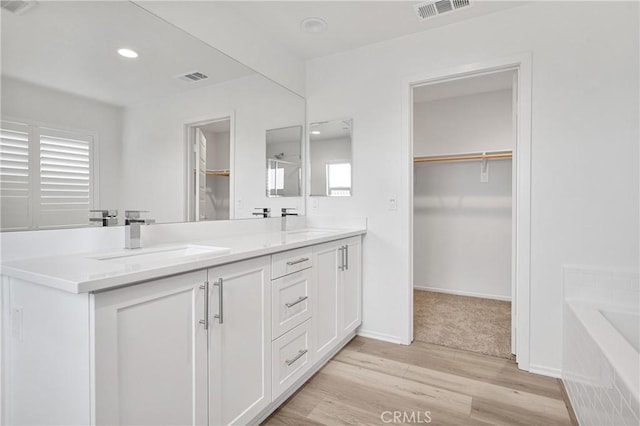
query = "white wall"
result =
(135, 1, 306, 97)
(306, 1, 639, 372)
(413, 90, 512, 300)
(413, 90, 513, 155)
(0, 77, 123, 212)
(120, 74, 305, 223)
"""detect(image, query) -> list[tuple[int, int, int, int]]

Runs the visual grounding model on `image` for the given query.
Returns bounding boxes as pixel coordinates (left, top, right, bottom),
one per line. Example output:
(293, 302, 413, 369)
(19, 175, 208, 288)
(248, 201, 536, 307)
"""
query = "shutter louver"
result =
(38, 127, 93, 228)
(0, 121, 31, 230)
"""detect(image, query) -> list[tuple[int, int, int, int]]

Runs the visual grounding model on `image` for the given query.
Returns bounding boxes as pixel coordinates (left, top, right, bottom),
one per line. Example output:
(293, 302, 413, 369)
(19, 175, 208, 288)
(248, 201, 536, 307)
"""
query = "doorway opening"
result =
(185, 116, 233, 222)
(411, 70, 517, 360)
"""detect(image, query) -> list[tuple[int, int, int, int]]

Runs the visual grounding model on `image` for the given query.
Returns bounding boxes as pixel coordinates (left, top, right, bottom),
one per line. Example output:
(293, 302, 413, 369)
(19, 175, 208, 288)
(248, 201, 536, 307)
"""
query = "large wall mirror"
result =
(0, 1, 305, 231)
(309, 119, 353, 197)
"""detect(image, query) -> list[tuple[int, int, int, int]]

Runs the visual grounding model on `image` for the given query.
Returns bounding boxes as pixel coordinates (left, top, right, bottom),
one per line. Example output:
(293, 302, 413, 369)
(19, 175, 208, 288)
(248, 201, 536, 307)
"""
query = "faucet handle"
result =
(90, 209, 118, 218)
(125, 210, 149, 219)
(253, 208, 271, 218)
(281, 208, 298, 216)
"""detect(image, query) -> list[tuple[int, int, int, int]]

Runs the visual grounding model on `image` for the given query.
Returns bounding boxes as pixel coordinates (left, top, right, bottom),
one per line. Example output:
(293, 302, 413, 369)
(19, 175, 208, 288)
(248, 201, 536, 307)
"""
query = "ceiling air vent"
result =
(0, 0, 37, 15)
(414, 0, 471, 22)
(178, 71, 209, 83)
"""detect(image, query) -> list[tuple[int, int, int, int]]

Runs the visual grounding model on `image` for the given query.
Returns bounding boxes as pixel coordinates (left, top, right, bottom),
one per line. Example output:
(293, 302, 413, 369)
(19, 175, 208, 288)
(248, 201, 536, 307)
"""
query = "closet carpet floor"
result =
(413, 290, 514, 360)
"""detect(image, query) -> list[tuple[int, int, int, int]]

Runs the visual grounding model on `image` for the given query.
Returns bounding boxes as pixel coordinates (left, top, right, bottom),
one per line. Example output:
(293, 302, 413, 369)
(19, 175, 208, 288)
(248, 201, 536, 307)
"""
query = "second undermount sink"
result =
(93, 245, 230, 265)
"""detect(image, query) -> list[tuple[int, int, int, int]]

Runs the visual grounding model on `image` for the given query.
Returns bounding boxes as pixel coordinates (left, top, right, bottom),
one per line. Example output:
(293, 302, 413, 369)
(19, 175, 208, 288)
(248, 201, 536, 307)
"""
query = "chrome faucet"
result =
(90, 209, 118, 227)
(253, 208, 271, 218)
(281, 208, 298, 231)
(124, 210, 155, 249)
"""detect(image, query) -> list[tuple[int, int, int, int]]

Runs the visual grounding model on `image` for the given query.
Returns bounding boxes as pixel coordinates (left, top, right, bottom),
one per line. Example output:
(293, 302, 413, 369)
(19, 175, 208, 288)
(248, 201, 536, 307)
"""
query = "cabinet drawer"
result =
(271, 247, 312, 279)
(271, 319, 312, 400)
(272, 269, 312, 339)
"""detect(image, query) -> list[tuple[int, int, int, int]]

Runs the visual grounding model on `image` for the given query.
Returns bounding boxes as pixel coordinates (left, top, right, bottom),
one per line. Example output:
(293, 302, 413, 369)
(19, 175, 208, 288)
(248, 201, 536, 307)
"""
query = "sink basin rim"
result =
(92, 244, 229, 262)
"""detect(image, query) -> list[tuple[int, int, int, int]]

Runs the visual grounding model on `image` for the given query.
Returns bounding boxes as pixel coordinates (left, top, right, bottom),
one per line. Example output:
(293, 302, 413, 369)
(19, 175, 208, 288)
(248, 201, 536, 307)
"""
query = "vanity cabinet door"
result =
(208, 256, 271, 426)
(312, 241, 340, 361)
(339, 237, 362, 338)
(93, 270, 208, 426)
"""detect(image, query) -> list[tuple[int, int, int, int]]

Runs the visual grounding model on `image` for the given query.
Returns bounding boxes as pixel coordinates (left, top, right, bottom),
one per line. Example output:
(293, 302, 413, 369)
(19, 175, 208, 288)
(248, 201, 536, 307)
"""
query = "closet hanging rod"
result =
(205, 169, 230, 177)
(414, 150, 512, 163)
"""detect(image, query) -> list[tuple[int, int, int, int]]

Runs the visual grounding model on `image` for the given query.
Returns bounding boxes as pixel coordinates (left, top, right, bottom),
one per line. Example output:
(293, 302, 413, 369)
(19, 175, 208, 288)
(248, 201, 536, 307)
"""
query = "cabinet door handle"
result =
(285, 296, 308, 308)
(345, 245, 349, 271)
(199, 281, 209, 330)
(338, 246, 344, 271)
(285, 349, 308, 366)
(286, 257, 309, 266)
(213, 278, 224, 324)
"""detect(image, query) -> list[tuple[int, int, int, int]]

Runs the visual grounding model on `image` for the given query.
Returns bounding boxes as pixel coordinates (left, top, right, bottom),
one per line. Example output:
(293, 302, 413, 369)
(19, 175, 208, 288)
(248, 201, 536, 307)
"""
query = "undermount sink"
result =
(93, 245, 230, 265)
(285, 229, 335, 238)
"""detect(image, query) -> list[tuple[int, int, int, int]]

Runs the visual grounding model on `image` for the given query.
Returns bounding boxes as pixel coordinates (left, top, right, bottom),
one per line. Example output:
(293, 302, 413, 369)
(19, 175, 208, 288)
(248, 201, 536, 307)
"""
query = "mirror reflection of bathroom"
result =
(309, 119, 353, 197)
(266, 125, 302, 197)
(188, 118, 231, 221)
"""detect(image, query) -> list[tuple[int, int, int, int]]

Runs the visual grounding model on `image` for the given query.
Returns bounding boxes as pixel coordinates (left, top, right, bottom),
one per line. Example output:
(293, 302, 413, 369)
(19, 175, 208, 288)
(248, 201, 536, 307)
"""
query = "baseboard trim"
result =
(356, 328, 404, 345)
(529, 364, 562, 378)
(413, 285, 512, 302)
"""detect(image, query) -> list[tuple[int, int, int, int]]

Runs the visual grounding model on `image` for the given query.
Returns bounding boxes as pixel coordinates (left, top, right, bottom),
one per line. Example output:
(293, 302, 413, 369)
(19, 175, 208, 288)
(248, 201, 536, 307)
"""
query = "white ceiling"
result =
(310, 119, 352, 141)
(413, 69, 515, 103)
(0, 1, 255, 107)
(224, 1, 528, 60)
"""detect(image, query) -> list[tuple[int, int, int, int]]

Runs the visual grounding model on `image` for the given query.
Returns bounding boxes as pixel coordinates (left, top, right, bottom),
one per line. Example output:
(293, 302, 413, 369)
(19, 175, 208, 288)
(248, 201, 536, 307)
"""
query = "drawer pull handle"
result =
(285, 349, 308, 366)
(285, 296, 308, 308)
(286, 257, 309, 266)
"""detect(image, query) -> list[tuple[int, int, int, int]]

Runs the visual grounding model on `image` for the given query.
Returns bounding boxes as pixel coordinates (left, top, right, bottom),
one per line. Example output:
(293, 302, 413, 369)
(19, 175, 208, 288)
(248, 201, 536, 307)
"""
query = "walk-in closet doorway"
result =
(402, 55, 532, 370)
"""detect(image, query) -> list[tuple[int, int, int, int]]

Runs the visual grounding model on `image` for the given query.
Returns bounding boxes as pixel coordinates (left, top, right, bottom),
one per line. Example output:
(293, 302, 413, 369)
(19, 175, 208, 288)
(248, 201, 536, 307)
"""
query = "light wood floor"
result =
(265, 337, 576, 426)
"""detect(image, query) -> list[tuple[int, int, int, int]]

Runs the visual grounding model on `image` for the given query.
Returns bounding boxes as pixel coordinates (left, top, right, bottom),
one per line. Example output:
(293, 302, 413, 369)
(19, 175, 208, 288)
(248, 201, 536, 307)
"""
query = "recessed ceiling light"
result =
(117, 48, 138, 59)
(301, 17, 328, 34)
(311, 130, 321, 135)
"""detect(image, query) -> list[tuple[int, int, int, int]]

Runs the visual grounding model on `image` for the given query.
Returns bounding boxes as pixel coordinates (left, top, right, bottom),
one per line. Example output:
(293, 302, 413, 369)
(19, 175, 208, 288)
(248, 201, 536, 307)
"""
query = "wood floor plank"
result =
(338, 348, 569, 420)
(333, 347, 409, 378)
(470, 397, 573, 426)
(265, 337, 574, 426)
(322, 360, 473, 416)
(306, 397, 388, 426)
(307, 373, 494, 426)
(353, 337, 563, 400)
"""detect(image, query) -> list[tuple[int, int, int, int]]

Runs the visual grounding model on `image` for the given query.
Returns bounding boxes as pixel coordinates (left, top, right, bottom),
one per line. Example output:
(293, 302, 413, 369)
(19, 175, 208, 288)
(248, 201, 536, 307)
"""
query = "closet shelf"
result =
(206, 169, 230, 177)
(414, 150, 512, 163)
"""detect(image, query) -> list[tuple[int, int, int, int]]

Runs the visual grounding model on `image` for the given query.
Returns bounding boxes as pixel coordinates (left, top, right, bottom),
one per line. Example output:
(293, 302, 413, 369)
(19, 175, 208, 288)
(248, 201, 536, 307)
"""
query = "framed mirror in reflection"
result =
(309, 119, 353, 197)
(0, 1, 305, 231)
(266, 126, 302, 197)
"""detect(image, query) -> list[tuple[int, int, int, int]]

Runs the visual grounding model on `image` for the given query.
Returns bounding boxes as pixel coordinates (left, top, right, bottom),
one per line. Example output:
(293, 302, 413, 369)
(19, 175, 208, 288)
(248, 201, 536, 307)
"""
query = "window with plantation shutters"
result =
(0, 121, 31, 230)
(0, 120, 96, 231)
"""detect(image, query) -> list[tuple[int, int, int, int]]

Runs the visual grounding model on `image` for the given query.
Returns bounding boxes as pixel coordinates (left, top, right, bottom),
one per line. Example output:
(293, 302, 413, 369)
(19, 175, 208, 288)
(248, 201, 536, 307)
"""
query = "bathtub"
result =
(563, 302, 640, 425)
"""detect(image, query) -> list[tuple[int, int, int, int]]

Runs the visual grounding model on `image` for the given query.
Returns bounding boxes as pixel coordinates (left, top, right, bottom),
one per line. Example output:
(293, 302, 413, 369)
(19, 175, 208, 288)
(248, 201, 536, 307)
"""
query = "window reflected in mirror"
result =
(309, 119, 353, 197)
(266, 126, 302, 197)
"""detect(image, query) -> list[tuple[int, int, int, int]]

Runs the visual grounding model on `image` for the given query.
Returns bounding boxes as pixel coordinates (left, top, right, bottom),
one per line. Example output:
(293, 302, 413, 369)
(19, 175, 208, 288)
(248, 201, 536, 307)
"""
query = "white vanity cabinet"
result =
(312, 236, 362, 361)
(1, 231, 364, 426)
(207, 256, 271, 426)
(94, 257, 271, 426)
(93, 270, 209, 426)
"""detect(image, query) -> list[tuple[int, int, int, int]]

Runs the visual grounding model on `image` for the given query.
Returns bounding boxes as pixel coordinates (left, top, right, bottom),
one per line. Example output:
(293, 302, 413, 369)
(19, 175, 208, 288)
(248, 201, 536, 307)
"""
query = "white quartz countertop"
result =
(0, 228, 366, 294)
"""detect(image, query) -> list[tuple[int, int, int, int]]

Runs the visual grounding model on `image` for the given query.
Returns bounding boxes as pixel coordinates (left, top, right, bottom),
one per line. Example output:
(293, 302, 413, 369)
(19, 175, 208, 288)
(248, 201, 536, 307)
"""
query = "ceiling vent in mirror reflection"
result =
(414, 0, 471, 22)
(0, 0, 37, 15)
(177, 71, 209, 83)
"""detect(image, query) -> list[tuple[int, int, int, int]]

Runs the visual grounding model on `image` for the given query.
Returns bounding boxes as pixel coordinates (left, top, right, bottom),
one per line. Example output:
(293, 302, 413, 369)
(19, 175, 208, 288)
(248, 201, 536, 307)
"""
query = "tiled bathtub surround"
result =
(562, 265, 640, 426)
